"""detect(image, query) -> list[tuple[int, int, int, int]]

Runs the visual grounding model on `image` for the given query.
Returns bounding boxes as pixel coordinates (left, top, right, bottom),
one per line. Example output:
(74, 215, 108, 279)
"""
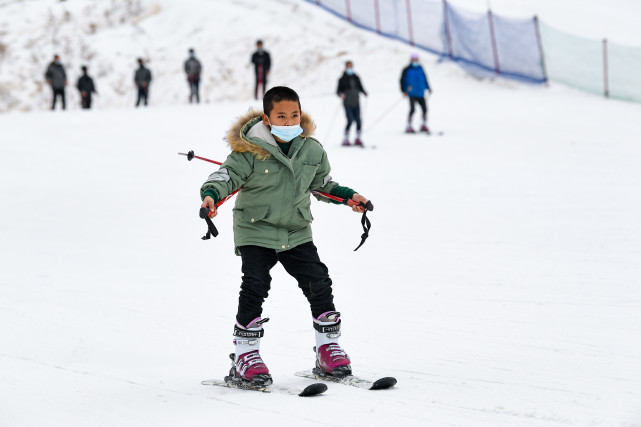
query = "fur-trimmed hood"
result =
(226, 109, 315, 160)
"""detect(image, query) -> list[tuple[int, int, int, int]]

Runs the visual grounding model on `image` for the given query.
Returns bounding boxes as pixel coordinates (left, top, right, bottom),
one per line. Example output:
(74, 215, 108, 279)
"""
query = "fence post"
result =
(442, 0, 453, 58)
(405, 0, 414, 45)
(603, 38, 609, 98)
(345, 0, 352, 22)
(487, 9, 500, 74)
(374, 0, 381, 34)
(533, 15, 549, 86)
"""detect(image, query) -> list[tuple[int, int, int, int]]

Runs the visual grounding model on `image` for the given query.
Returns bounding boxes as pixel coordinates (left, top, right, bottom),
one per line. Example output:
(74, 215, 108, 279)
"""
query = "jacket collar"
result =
(226, 109, 315, 160)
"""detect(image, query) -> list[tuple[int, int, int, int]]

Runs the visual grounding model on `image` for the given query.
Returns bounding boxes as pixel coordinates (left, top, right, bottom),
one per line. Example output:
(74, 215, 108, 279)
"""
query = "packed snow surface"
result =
(1, 0, 641, 426)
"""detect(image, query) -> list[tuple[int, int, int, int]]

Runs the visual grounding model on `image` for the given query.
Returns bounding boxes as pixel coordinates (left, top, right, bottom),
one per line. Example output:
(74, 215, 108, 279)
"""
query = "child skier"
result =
(200, 86, 370, 386)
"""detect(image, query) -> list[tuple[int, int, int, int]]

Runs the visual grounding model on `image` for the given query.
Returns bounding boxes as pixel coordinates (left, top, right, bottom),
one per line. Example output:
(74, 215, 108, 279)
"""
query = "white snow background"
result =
(1, 0, 641, 426)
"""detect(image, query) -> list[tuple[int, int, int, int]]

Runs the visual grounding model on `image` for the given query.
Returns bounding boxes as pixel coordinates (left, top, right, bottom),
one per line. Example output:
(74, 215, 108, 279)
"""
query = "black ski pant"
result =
(344, 105, 361, 132)
(51, 88, 66, 110)
(136, 86, 148, 107)
(408, 96, 427, 121)
(188, 79, 200, 103)
(236, 242, 336, 327)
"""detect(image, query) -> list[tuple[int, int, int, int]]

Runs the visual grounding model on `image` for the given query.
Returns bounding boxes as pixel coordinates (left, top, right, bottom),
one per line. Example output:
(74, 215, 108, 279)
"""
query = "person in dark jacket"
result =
(134, 58, 152, 107)
(76, 66, 97, 109)
(251, 40, 271, 99)
(44, 54, 67, 110)
(336, 60, 368, 146)
(400, 53, 432, 133)
(184, 48, 202, 103)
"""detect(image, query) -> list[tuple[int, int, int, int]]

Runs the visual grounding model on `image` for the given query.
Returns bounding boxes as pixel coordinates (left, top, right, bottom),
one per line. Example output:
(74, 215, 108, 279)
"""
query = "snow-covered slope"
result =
(0, 0, 440, 112)
(2, 1, 641, 426)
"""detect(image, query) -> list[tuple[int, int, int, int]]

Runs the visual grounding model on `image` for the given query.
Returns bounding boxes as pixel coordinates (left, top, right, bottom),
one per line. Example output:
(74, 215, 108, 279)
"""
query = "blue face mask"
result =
(346, 68, 354, 75)
(411, 62, 419, 67)
(269, 122, 303, 142)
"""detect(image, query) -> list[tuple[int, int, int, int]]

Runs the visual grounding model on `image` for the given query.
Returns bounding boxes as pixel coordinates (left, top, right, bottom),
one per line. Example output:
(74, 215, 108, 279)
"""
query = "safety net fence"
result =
(541, 22, 641, 102)
(305, 0, 641, 102)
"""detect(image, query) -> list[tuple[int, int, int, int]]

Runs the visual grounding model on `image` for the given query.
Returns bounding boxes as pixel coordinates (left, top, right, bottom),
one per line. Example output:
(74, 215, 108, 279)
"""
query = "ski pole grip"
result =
(199, 207, 212, 219)
(199, 207, 219, 239)
(359, 201, 374, 211)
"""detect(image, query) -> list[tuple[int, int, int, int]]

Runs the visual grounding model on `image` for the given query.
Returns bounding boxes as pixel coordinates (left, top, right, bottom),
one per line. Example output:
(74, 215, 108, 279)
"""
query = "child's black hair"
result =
(263, 86, 301, 116)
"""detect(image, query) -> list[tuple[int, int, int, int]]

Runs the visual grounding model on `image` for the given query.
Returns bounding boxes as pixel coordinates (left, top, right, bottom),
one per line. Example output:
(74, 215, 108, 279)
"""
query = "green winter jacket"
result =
(200, 110, 351, 254)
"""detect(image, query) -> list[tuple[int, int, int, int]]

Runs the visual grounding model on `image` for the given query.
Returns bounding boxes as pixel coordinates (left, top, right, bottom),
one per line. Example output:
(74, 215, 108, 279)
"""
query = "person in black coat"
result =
(44, 54, 67, 110)
(134, 58, 152, 107)
(251, 40, 271, 99)
(336, 60, 368, 146)
(76, 66, 97, 109)
(184, 48, 202, 103)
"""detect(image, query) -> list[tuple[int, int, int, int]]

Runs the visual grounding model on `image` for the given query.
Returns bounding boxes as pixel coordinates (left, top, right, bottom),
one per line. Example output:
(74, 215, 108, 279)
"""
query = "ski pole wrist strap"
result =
(354, 200, 374, 251)
(199, 207, 219, 240)
(354, 211, 371, 251)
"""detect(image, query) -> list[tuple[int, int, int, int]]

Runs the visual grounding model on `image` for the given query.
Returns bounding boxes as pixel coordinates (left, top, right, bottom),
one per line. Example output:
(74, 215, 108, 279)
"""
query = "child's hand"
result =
(347, 194, 369, 213)
(201, 195, 218, 217)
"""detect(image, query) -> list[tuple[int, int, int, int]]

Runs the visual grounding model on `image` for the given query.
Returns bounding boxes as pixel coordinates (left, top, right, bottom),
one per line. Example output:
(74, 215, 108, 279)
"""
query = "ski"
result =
(202, 378, 327, 397)
(340, 142, 377, 149)
(294, 369, 397, 391)
(404, 130, 444, 136)
(203, 352, 327, 396)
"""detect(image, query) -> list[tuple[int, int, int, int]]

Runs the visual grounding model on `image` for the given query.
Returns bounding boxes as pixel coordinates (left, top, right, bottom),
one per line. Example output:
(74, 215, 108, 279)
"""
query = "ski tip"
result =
(299, 382, 328, 397)
(370, 377, 397, 390)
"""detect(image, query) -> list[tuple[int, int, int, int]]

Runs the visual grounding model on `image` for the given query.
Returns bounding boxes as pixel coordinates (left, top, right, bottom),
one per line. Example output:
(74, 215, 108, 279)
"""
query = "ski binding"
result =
(202, 353, 327, 396)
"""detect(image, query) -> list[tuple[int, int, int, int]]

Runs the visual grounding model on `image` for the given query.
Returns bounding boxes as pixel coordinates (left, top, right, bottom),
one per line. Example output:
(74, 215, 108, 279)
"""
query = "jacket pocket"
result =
(251, 161, 281, 191)
(241, 205, 270, 224)
(254, 161, 281, 176)
(298, 206, 313, 223)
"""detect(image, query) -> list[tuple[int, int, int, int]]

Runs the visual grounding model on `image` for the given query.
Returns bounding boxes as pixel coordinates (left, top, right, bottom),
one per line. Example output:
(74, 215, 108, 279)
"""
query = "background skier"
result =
(76, 66, 97, 110)
(134, 58, 152, 107)
(336, 60, 368, 146)
(44, 54, 67, 110)
(199, 86, 369, 386)
(400, 53, 431, 133)
(251, 40, 271, 99)
(184, 48, 202, 103)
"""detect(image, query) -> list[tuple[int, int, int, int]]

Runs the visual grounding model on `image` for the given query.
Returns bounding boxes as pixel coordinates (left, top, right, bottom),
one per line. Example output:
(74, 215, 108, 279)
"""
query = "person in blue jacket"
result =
(400, 53, 432, 133)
